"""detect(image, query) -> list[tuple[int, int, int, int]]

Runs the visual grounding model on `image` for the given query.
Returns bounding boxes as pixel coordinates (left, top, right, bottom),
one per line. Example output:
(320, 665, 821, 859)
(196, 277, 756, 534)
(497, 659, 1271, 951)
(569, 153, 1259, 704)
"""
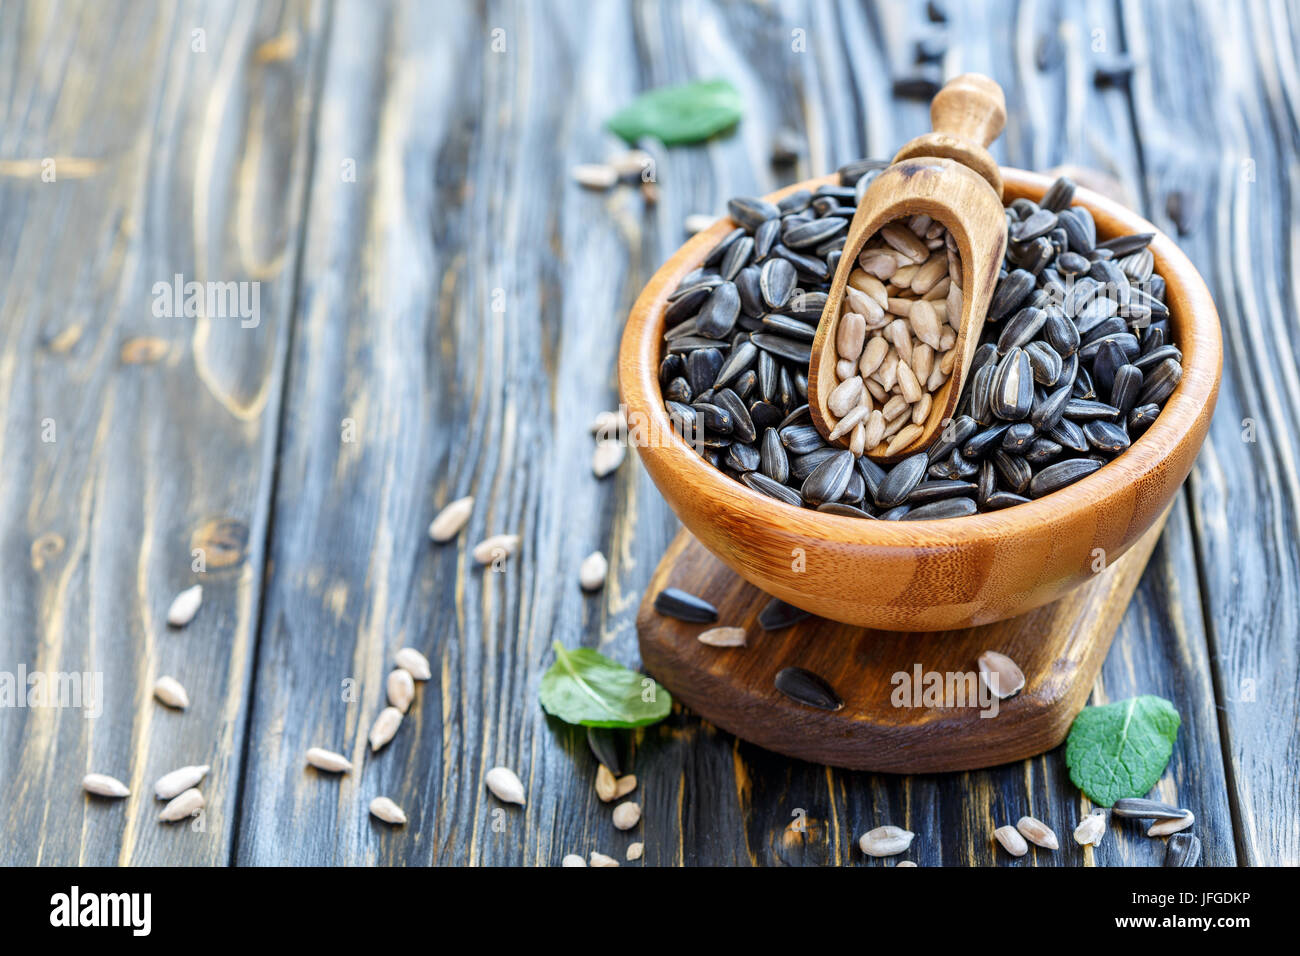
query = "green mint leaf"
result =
(1065, 695, 1181, 807)
(539, 641, 672, 728)
(606, 79, 742, 146)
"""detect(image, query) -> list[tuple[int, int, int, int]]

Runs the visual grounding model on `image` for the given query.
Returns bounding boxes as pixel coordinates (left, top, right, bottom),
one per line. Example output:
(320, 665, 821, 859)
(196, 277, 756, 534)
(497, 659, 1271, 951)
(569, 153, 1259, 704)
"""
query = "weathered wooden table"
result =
(1, 0, 1295, 866)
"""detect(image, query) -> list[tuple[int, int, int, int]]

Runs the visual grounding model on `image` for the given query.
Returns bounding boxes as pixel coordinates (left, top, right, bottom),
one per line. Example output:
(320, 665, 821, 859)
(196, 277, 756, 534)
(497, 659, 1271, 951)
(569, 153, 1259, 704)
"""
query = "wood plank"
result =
(0, 0, 324, 864)
(1122, 0, 1300, 866)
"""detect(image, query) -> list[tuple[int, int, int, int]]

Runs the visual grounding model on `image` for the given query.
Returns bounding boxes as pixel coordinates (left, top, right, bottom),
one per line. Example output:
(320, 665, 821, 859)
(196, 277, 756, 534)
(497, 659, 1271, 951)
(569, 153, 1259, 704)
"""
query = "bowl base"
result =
(637, 509, 1169, 773)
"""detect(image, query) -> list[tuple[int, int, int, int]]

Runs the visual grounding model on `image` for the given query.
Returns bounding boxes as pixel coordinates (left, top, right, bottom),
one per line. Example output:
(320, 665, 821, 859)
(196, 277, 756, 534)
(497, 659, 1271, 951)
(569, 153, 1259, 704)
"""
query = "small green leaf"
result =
(1065, 695, 1181, 807)
(539, 641, 672, 728)
(606, 79, 743, 146)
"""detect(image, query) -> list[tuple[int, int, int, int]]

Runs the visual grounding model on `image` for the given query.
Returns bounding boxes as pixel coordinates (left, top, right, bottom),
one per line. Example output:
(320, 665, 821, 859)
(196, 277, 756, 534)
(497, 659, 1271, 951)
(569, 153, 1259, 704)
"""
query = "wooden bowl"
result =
(619, 169, 1222, 631)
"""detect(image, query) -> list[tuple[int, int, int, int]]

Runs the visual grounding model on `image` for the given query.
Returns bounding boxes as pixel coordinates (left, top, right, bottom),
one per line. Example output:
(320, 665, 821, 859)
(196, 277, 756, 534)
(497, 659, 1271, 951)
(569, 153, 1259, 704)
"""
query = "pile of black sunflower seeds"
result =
(658, 160, 1182, 520)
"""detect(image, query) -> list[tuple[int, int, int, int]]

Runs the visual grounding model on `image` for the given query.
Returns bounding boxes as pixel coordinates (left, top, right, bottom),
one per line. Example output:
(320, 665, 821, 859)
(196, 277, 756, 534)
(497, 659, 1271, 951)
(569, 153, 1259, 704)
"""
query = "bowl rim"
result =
(619, 167, 1222, 548)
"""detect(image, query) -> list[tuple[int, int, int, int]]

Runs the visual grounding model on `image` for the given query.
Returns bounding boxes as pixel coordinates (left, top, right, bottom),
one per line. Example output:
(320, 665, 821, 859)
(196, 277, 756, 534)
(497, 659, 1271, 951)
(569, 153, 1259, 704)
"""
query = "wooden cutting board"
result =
(637, 507, 1169, 773)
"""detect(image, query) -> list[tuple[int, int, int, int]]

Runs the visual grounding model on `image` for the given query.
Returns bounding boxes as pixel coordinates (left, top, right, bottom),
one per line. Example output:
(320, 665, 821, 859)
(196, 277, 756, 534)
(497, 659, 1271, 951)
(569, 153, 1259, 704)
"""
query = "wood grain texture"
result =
(0, 0, 325, 864)
(1121, 0, 1300, 865)
(639, 510, 1167, 773)
(0, 0, 1285, 867)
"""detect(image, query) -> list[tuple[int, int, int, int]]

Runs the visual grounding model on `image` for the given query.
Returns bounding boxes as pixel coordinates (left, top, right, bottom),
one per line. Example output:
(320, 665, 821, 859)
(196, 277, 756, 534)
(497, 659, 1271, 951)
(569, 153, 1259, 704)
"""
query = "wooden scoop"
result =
(808, 73, 1009, 462)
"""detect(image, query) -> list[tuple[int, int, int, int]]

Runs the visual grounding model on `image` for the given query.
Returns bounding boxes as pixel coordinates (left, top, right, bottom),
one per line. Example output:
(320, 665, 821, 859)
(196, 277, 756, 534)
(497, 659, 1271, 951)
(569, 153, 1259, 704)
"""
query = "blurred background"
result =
(0, 0, 1295, 866)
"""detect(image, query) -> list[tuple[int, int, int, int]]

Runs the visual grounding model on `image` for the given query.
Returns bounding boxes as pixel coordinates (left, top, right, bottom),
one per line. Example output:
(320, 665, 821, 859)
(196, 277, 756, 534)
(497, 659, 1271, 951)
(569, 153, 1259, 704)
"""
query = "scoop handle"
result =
(930, 73, 1006, 148)
(892, 72, 1007, 198)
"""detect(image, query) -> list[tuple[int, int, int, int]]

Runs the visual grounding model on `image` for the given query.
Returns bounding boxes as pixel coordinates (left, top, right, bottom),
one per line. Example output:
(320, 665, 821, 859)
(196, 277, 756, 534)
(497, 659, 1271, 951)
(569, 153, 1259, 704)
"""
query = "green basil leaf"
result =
(1065, 695, 1181, 807)
(539, 642, 672, 728)
(606, 79, 743, 146)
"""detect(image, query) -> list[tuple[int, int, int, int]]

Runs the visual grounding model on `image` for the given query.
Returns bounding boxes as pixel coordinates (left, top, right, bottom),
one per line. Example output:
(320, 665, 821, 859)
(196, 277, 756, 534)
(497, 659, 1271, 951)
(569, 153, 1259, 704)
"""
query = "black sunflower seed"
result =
(837, 158, 888, 186)
(760, 314, 817, 341)
(777, 189, 812, 213)
(1097, 232, 1155, 258)
(742, 471, 803, 507)
(1040, 178, 1076, 213)
(970, 364, 996, 424)
(727, 197, 780, 231)
(817, 501, 875, 519)
(988, 269, 1035, 319)
(777, 403, 810, 430)
(875, 452, 929, 508)
(903, 497, 978, 519)
(697, 282, 741, 339)
(749, 400, 782, 433)
(1084, 419, 1130, 454)
(963, 422, 1012, 460)
(1001, 422, 1036, 452)
(1048, 418, 1089, 453)
(1079, 331, 1139, 364)
(790, 447, 838, 482)
(667, 335, 731, 354)
(759, 428, 789, 483)
(907, 479, 978, 504)
(1024, 437, 1062, 466)
(1138, 357, 1182, 405)
(759, 596, 813, 630)
(801, 450, 855, 505)
(1133, 344, 1181, 372)
(780, 423, 825, 455)
(1058, 207, 1096, 253)
(1064, 398, 1121, 421)
(704, 227, 745, 267)
(586, 727, 629, 776)
(653, 587, 718, 622)
(840, 469, 865, 503)
(927, 415, 979, 462)
(1109, 364, 1143, 413)
(750, 332, 812, 365)
(1128, 403, 1160, 433)
(780, 291, 829, 321)
(976, 460, 996, 505)
(1028, 457, 1102, 497)
(1112, 798, 1188, 820)
(1164, 833, 1201, 868)
(1044, 307, 1080, 356)
(774, 666, 843, 711)
(755, 349, 777, 402)
(754, 217, 781, 259)
(1025, 341, 1063, 386)
(735, 265, 764, 317)
(772, 244, 829, 280)
(733, 369, 758, 401)
(712, 340, 756, 389)
(1091, 340, 1127, 393)
(692, 402, 732, 435)
(714, 388, 756, 444)
(856, 455, 886, 500)
(1031, 382, 1073, 432)
(984, 491, 1031, 510)
(997, 306, 1047, 354)
(664, 377, 692, 403)
(720, 236, 753, 281)
(1012, 208, 1057, 242)
(726, 441, 761, 473)
(659, 353, 685, 387)
(992, 450, 1033, 495)
(759, 257, 797, 310)
(687, 348, 725, 394)
(990, 347, 1034, 420)
(783, 216, 847, 250)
